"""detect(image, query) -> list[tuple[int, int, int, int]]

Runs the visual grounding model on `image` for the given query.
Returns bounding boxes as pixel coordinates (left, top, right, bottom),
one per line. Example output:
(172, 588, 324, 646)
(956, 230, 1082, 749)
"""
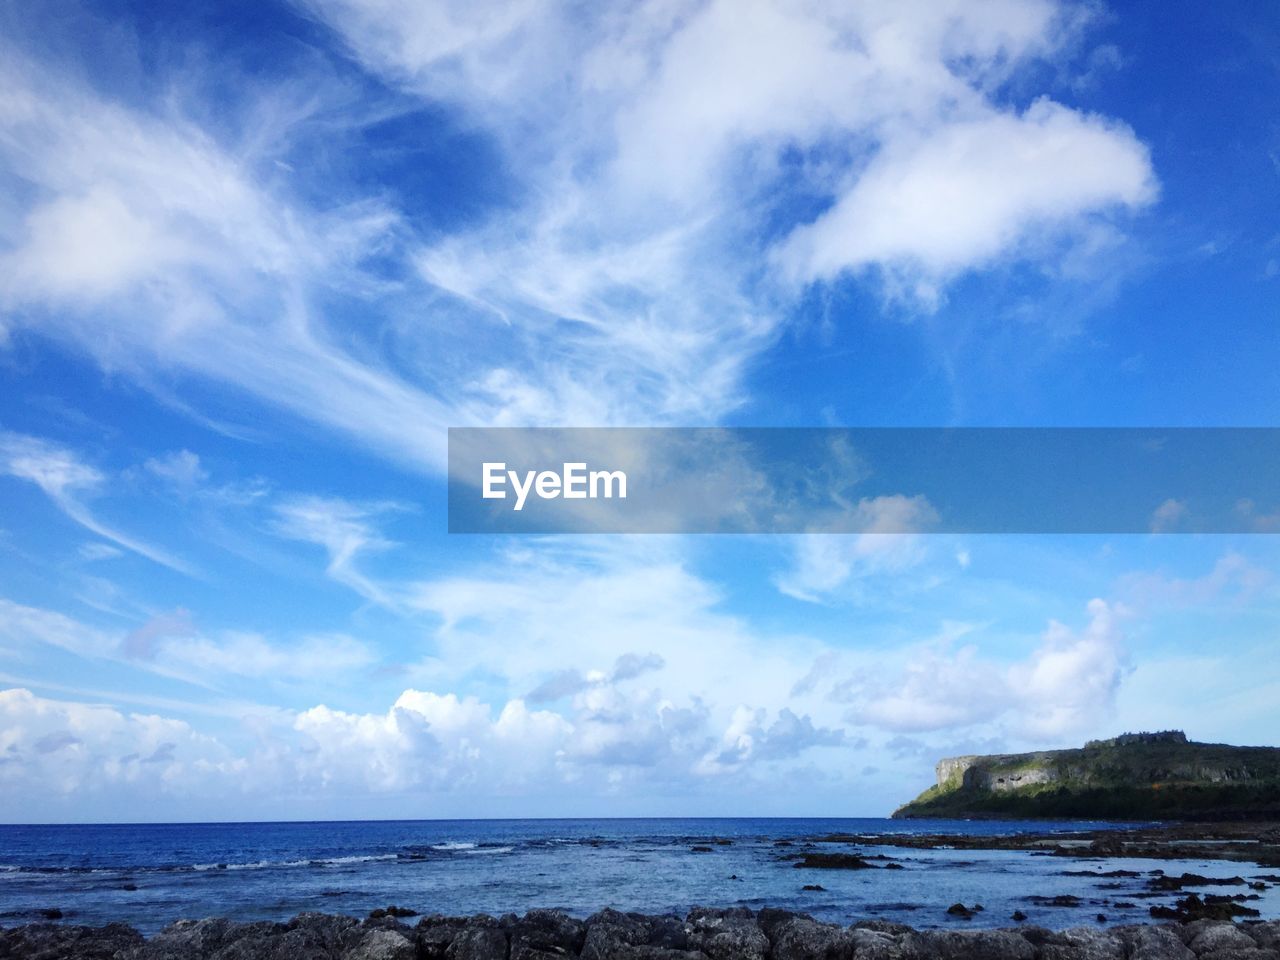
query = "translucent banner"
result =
(447, 428, 1280, 534)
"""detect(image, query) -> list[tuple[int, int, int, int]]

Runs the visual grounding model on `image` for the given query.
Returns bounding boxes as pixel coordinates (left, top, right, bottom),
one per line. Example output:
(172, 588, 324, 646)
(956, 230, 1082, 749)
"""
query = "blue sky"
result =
(0, 0, 1278, 822)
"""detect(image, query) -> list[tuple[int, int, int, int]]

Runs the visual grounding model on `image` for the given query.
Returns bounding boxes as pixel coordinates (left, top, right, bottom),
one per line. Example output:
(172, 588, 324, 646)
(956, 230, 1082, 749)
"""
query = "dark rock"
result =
(1148, 873, 1246, 892)
(39, 908, 64, 920)
(1038, 927, 1125, 960)
(345, 926, 417, 960)
(946, 904, 977, 920)
(1149, 894, 1262, 923)
(0, 922, 143, 960)
(1185, 921, 1261, 956)
(769, 915, 854, 960)
(1011, 912, 1028, 922)
(508, 909, 586, 960)
(581, 908, 696, 960)
(415, 915, 470, 959)
(1027, 895, 1083, 907)
(1113, 924, 1195, 960)
(802, 884, 826, 891)
(446, 924, 508, 960)
(685, 908, 768, 960)
(369, 906, 418, 920)
(917, 929, 1036, 960)
(883, 862, 905, 870)
(792, 852, 875, 870)
(690, 845, 714, 853)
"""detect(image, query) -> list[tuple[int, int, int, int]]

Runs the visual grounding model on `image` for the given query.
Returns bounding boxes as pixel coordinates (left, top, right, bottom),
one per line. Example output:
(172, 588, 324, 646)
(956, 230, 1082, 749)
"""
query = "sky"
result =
(0, 0, 1278, 823)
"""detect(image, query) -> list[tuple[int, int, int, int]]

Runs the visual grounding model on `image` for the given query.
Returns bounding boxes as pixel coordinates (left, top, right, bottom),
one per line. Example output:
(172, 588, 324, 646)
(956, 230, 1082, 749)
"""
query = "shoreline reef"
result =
(5, 908, 1280, 960)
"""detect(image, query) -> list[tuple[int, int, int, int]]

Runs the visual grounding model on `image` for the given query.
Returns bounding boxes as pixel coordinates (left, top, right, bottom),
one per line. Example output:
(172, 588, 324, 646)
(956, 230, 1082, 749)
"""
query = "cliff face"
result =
(893, 732, 1280, 821)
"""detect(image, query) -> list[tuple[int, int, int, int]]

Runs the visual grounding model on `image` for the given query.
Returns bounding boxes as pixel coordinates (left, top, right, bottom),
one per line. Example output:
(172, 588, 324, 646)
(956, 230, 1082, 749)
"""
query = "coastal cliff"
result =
(893, 732, 1280, 821)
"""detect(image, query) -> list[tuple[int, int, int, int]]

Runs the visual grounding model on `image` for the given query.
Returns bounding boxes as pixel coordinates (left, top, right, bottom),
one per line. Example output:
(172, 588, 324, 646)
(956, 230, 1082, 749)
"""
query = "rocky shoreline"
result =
(794, 821, 1280, 867)
(4, 908, 1280, 960)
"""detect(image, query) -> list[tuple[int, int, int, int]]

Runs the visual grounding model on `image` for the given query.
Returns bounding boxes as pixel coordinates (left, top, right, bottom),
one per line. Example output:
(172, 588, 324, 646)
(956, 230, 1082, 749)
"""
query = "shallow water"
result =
(1, 818, 1276, 934)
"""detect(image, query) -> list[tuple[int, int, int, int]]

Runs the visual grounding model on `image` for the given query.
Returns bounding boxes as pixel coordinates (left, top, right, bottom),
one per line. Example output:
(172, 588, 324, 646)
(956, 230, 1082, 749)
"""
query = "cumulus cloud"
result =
(0, 688, 237, 803)
(1009, 598, 1130, 737)
(830, 599, 1130, 739)
(0, 681, 844, 813)
(776, 99, 1155, 299)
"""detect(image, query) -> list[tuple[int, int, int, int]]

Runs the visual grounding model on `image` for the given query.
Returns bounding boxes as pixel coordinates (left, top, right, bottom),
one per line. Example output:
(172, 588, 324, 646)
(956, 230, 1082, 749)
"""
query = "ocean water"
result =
(1, 818, 1277, 934)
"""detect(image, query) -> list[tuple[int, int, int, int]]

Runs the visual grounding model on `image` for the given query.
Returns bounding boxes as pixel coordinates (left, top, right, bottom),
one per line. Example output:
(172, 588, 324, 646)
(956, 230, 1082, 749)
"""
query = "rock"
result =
(685, 908, 769, 960)
(946, 904, 978, 920)
(446, 924, 509, 960)
(792, 852, 875, 870)
(1027, 895, 1084, 908)
(369, 906, 418, 919)
(1150, 895, 1262, 923)
(802, 884, 826, 891)
(344, 927, 417, 960)
(1185, 922, 1261, 955)
(508, 909, 587, 960)
(916, 929, 1036, 960)
(0, 922, 143, 960)
(1149, 874, 1246, 893)
(415, 915, 470, 959)
(769, 915, 854, 960)
(1039, 927, 1125, 960)
(1011, 912, 1028, 922)
(1248, 922, 1280, 952)
(5, 908, 1280, 960)
(690, 845, 714, 853)
(1113, 924, 1195, 960)
(581, 908, 697, 960)
(883, 862, 905, 870)
(853, 920, 916, 936)
(128, 917, 237, 957)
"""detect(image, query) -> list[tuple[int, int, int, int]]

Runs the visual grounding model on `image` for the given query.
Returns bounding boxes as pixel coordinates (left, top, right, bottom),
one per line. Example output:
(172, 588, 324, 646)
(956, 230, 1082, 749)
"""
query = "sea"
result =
(1, 818, 1277, 934)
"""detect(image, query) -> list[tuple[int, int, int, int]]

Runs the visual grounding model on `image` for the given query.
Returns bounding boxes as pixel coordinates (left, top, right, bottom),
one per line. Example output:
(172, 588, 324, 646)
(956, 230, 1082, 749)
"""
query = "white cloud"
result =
(404, 539, 824, 714)
(1150, 497, 1188, 533)
(0, 432, 195, 574)
(774, 495, 938, 602)
(0, 688, 237, 802)
(0, 598, 118, 660)
(1009, 598, 1130, 737)
(830, 599, 1130, 738)
(272, 497, 400, 606)
(776, 98, 1155, 299)
(1118, 552, 1272, 610)
(0, 597, 378, 687)
(144, 450, 208, 495)
(1, 1, 1156, 466)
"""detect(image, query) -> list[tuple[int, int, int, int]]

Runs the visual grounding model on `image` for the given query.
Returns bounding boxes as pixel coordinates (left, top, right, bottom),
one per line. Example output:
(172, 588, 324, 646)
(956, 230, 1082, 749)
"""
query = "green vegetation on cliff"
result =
(892, 732, 1280, 821)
